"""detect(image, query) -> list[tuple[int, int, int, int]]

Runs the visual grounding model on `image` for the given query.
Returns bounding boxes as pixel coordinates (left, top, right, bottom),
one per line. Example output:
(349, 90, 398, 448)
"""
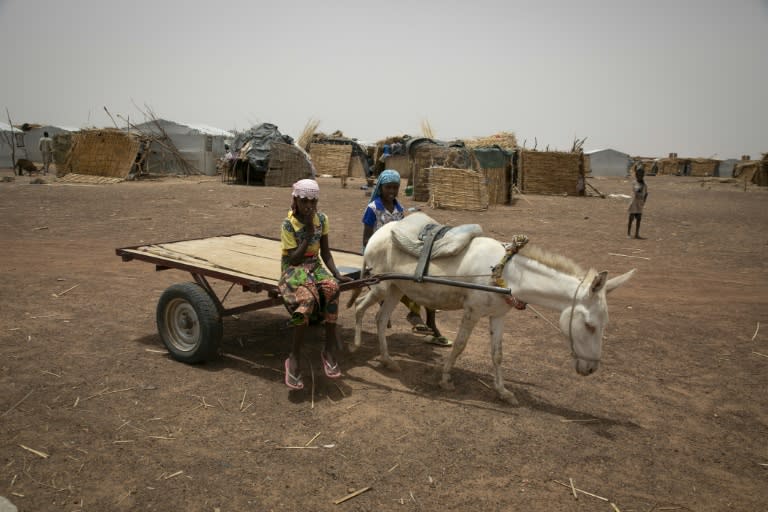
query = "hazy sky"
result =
(1, 0, 766, 158)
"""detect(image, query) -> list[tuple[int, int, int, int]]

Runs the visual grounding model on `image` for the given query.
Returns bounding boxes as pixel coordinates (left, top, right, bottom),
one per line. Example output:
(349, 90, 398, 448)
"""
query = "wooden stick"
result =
(610, 503, 621, 512)
(305, 432, 321, 447)
(609, 253, 651, 260)
(752, 322, 760, 341)
(19, 444, 49, 459)
(3, 390, 33, 417)
(164, 470, 183, 480)
(569, 478, 578, 499)
(553, 480, 609, 501)
(54, 284, 79, 297)
(752, 351, 768, 358)
(333, 486, 371, 505)
(276, 446, 319, 449)
(561, 418, 599, 423)
(476, 378, 492, 390)
(240, 389, 247, 411)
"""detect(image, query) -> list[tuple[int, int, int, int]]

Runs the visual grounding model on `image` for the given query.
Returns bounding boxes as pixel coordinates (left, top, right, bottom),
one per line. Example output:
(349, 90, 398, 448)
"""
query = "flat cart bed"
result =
(116, 233, 363, 363)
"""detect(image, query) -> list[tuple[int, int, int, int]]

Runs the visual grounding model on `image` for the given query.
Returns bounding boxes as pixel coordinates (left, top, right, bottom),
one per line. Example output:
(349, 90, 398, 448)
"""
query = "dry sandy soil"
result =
(0, 168, 766, 512)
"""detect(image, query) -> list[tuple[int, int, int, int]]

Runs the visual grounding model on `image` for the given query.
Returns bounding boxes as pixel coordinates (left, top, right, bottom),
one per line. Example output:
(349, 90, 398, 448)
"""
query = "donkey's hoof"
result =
(348, 343, 360, 353)
(381, 358, 401, 371)
(440, 379, 455, 391)
(497, 389, 519, 405)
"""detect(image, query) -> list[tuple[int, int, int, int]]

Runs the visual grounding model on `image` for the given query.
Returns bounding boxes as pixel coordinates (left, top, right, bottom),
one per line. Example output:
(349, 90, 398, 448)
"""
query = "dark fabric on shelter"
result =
(232, 123, 294, 172)
(473, 146, 510, 169)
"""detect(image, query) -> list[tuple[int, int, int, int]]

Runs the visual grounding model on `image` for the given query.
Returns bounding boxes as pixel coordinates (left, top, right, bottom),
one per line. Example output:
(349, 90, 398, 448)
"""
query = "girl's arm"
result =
(320, 234, 352, 282)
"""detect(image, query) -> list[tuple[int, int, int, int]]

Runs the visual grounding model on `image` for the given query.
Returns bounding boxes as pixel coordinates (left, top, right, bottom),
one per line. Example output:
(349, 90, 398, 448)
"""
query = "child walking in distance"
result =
(279, 179, 352, 390)
(361, 170, 452, 346)
(628, 166, 649, 239)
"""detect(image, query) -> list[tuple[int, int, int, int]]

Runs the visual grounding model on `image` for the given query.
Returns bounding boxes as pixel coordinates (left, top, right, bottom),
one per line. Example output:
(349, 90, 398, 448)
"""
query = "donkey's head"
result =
(559, 269, 635, 376)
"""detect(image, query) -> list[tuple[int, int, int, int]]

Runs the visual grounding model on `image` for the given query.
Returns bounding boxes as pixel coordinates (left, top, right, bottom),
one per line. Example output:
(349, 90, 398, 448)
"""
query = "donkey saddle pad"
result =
(390, 212, 482, 260)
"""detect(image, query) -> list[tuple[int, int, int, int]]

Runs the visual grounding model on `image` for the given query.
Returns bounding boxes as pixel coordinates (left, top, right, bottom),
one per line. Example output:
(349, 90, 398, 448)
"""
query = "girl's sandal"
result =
(284, 358, 304, 390)
(320, 351, 342, 379)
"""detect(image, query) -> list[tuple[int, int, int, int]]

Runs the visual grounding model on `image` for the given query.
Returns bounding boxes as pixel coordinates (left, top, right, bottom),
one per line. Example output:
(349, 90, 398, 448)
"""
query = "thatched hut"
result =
(518, 150, 584, 195)
(465, 132, 518, 205)
(408, 138, 472, 202)
(733, 156, 768, 186)
(688, 158, 720, 177)
(308, 132, 371, 186)
(372, 135, 410, 179)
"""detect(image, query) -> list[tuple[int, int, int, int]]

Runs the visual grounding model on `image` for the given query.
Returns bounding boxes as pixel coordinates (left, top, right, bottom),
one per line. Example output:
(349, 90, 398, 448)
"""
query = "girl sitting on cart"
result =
(279, 179, 352, 390)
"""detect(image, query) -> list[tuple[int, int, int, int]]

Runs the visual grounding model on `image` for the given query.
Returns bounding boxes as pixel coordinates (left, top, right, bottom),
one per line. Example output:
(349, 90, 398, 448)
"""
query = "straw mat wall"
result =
(428, 167, 489, 211)
(63, 129, 140, 178)
(310, 143, 352, 177)
(480, 167, 509, 204)
(519, 150, 583, 195)
(265, 142, 314, 187)
(411, 145, 470, 201)
(689, 159, 719, 177)
(657, 158, 685, 176)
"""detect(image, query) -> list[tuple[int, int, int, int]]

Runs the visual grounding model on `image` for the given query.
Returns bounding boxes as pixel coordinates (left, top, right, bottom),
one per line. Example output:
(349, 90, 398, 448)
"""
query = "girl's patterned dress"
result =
(278, 210, 339, 326)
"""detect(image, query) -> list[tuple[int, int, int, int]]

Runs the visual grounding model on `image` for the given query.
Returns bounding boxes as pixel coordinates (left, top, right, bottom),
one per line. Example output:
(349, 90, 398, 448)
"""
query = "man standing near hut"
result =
(38, 131, 54, 175)
(627, 166, 648, 239)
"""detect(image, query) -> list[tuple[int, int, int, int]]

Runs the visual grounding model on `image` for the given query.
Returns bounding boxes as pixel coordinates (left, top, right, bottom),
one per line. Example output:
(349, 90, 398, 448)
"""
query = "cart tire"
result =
(156, 282, 222, 364)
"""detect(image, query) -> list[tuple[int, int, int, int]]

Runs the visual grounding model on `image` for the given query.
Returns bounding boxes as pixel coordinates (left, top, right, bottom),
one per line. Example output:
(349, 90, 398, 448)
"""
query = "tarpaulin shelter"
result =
(228, 123, 313, 187)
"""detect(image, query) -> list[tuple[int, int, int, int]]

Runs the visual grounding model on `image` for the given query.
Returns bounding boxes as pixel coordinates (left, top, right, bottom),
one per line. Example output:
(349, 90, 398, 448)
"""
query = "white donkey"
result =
(353, 213, 634, 403)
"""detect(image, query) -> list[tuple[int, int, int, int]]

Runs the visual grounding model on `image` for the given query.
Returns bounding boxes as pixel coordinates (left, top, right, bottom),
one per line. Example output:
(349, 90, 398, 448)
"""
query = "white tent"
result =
(133, 119, 232, 175)
(0, 122, 24, 168)
(584, 148, 631, 177)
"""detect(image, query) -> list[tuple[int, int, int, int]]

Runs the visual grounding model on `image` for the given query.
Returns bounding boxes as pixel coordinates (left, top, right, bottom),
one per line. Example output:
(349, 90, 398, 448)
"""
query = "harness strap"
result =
(414, 224, 452, 282)
(492, 234, 529, 309)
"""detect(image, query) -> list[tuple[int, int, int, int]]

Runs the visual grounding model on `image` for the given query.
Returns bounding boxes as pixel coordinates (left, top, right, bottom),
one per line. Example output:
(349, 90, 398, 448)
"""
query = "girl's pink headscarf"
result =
(292, 179, 320, 199)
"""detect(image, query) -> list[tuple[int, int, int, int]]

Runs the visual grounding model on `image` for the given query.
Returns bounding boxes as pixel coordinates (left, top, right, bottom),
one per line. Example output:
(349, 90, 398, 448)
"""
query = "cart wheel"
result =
(156, 282, 222, 363)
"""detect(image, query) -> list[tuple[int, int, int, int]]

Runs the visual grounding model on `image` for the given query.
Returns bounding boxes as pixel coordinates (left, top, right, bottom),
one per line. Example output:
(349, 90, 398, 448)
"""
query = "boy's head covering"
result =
(292, 179, 319, 199)
(370, 169, 400, 202)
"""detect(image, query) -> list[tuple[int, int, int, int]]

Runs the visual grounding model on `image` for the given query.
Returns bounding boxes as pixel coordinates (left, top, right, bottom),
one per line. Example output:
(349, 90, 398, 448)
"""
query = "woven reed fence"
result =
(63, 129, 141, 178)
(518, 150, 583, 195)
(265, 142, 314, 187)
(309, 143, 352, 177)
(689, 159, 719, 177)
(656, 158, 685, 176)
(52, 132, 73, 176)
(428, 167, 489, 211)
(411, 145, 471, 201)
(480, 167, 509, 204)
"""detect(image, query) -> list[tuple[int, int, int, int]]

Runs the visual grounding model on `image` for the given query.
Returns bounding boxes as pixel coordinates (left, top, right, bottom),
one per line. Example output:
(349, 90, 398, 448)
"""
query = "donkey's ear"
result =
(590, 270, 609, 293)
(605, 269, 636, 294)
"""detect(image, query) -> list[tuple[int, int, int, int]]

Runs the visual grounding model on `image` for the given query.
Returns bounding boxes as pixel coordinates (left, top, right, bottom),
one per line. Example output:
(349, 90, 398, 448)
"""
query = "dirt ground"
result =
(0, 168, 766, 512)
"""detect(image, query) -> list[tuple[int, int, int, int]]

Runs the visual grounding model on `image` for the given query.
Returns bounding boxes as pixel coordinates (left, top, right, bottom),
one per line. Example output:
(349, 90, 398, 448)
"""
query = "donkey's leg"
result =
(352, 286, 384, 351)
(489, 315, 516, 404)
(376, 289, 402, 370)
(440, 308, 480, 391)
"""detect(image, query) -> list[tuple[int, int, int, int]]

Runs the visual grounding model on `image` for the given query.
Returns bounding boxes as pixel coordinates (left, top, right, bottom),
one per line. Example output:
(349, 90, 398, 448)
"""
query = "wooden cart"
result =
(116, 233, 363, 363)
